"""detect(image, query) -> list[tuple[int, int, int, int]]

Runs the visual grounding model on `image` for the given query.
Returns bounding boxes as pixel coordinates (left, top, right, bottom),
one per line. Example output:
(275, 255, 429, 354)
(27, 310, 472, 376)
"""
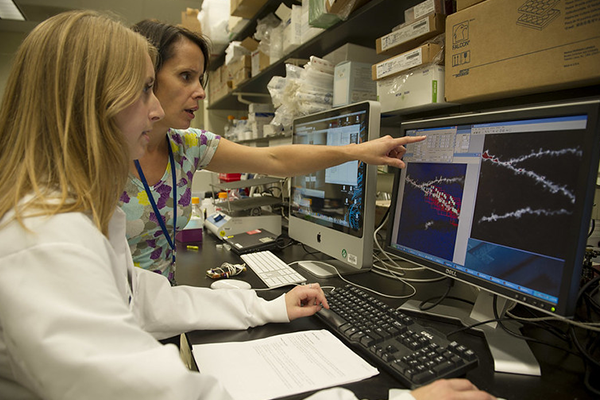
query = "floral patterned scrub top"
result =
(119, 128, 220, 281)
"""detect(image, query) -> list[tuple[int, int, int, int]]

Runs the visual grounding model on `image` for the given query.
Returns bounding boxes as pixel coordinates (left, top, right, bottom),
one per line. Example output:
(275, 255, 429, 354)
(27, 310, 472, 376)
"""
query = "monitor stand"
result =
(399, 290, 541, 376)
(297, 260, 367, 278)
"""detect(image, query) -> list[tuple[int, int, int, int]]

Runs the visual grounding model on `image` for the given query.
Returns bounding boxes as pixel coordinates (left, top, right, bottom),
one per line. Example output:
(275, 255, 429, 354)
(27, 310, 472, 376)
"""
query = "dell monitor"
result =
(288, 101, 380, 277)
(385, 99, 600, 375)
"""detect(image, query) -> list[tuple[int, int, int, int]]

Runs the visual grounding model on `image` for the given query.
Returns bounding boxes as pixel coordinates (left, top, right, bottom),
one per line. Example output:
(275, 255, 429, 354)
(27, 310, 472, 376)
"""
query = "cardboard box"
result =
(228, 55, 252, 74)
(251, 50, 270, 77)
(326, 0, 371, 16)
(230, 0, 269, 19)
(283, 5, 303, 54)
(333, 61, 377, 107)
(377, 65, 450, 114)
(181, 8, 202, 34)
(446, 0, 600, 103)
(323, 43, 386, 66)
(377, 14, 445, 56)
(372, 43, 443, 81)
(225, 37, 258, 66)
(376, 14, 446, 57)
(209, 80, 231, 105)
(456, 0, 485, 11)
(230, 67, 251, 89)
(404, 0, 445, 24)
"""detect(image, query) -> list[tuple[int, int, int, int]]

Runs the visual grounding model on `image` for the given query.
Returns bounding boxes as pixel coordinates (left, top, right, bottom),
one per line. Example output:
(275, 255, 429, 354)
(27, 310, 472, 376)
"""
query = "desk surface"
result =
(175, 231, 591, 400)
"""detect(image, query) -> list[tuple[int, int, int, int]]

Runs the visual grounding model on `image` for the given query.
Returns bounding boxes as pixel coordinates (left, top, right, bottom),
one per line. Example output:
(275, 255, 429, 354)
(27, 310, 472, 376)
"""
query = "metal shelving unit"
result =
(207, 0, 422, 110)
(211, 176, 284, 214)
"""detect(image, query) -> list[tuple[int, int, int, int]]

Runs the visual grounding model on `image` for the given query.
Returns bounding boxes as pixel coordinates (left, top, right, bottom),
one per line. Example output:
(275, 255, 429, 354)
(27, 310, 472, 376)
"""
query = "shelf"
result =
(211, 176, 283, 190)
(380, 84, 600, 128)
(208, 0, 422, 110)
(209, 0, 299, 73)
(220, 196, 282, 212)
(235, 133, 292, 145)
(212, 176, 284, 214)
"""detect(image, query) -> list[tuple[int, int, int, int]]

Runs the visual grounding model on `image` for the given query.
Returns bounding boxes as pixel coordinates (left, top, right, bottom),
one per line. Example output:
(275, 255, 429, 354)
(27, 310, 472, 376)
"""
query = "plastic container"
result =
(176, 196, 203, 243)
(224, 115, 236, 141)
(218, 173, 242, 182)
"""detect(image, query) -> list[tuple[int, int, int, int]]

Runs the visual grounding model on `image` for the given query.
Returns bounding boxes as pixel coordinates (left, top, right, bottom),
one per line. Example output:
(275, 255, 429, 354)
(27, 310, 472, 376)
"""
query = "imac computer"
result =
(288, 101, 380, 278)
(385, 100, 600, 375)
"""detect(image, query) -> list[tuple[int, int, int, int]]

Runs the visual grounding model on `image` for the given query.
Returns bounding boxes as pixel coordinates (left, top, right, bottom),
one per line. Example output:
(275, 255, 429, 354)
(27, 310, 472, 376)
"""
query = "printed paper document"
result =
(192, 329, 379, 400)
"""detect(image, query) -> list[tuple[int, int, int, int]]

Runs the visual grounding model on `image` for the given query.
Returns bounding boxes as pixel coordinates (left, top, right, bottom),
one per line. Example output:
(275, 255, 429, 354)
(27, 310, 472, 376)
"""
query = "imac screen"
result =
(289, 101, 380, 276)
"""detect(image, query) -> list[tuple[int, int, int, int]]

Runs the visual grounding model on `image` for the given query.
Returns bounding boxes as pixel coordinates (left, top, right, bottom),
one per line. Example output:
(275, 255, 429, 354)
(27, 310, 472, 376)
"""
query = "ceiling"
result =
(1, 0, 204, 33)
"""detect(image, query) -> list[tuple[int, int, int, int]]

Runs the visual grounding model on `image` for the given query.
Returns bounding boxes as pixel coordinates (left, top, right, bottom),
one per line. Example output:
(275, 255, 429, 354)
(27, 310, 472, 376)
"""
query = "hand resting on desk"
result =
(304, 379, 497, 400)
(407, 379, 497, 400)
(285, 283, 329, 320)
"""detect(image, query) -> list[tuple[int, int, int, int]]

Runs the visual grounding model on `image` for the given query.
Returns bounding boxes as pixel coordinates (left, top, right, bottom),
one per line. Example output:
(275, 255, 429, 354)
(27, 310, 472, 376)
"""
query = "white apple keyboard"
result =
(240, 250, 307, 288)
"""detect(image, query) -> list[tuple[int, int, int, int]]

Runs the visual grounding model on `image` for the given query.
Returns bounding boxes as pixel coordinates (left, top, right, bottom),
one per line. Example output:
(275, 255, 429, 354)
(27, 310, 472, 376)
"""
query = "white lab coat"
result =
(0, 207, 416, 400)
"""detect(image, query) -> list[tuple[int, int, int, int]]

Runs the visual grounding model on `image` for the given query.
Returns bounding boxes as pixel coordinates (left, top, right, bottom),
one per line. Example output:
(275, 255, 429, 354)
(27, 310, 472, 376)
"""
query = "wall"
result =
(0, 31, 27, 99)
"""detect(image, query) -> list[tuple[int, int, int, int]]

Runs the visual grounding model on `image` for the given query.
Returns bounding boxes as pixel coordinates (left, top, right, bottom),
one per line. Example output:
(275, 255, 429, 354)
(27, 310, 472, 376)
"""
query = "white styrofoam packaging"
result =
(301, 0, 324, 44)
(248, 103, 275, 113)
(333, 61, 377, 107)
(376, 65, 453, 114)
(283, 5, 302, 55)
(323, 43, 387, 67)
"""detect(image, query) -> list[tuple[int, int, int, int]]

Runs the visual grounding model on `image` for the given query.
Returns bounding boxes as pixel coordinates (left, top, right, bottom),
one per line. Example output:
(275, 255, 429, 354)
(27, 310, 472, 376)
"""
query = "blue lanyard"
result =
(134, 137, 177, 265)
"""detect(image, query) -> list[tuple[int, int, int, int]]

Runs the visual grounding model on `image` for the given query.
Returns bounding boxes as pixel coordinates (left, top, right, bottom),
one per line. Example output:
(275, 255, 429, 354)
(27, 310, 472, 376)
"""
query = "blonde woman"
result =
(0, 10, 329, 400)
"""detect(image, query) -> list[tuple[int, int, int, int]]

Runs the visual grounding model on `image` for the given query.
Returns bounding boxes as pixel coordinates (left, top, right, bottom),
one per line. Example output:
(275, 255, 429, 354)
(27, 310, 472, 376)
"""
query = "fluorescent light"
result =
(0, 0, 25, 21)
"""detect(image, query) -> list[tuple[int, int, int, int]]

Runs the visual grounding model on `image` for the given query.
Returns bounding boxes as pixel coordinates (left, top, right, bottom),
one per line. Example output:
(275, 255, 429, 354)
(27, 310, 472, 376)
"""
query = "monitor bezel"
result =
(288, 100, 380, 274)
(385, 99, 600, 317)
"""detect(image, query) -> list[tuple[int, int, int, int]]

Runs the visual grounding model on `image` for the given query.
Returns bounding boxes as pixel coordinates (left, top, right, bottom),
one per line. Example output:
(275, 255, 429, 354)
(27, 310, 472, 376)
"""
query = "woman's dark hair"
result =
(132, 19, 211, 87)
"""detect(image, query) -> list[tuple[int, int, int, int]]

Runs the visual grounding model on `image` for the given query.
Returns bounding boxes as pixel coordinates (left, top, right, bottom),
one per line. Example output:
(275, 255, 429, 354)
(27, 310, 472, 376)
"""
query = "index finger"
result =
(397, 135, 426, 144)
(306, 285, 329, 309)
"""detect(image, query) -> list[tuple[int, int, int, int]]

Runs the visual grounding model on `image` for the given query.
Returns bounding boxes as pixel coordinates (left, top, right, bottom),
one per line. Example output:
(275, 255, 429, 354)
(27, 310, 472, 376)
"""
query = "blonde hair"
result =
(0, 10, 156, 235)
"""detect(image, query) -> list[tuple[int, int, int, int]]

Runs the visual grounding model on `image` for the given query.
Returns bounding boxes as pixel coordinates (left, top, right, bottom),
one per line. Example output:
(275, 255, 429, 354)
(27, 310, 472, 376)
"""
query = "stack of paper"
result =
(192, 329, 379, 400)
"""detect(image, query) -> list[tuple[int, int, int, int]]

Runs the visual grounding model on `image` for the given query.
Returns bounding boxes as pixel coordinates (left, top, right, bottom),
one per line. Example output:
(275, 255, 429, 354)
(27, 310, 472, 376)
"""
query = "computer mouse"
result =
(210, 279, 252, 290)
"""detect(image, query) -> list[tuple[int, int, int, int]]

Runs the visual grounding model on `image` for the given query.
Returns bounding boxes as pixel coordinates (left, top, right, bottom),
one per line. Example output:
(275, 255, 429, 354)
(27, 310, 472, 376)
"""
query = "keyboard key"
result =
(241, 250, 307, 289)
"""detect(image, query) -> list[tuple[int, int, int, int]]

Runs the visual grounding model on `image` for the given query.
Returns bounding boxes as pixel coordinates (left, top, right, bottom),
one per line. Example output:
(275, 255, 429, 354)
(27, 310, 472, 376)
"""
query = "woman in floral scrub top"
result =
(121, 20, 426, 282)
(120, 129, 219, 280)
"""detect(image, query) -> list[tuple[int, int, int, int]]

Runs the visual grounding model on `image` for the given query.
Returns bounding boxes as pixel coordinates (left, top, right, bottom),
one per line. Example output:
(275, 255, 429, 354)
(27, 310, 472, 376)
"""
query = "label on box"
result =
(380, 18, 431, 53)
(413, 0, 436, 20)
(375, 48, 423, 80)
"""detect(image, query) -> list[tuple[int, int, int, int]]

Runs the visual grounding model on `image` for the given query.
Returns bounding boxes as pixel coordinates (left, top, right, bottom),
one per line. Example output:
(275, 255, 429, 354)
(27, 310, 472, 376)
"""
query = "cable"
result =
(372, 212, 407, 276)
(419, 278, 453, 310)
(506, 310, 600, 331)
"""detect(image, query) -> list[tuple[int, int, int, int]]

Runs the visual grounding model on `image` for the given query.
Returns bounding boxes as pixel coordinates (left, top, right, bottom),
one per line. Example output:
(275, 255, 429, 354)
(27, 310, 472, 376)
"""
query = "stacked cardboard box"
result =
(208, 65, 231, 105)
(230, 0, 269, 19)
(180, 8, 202, 34)
(372, 1, 448, 113)
(226, 37, 258, 90)
(445, 0, 600, 103)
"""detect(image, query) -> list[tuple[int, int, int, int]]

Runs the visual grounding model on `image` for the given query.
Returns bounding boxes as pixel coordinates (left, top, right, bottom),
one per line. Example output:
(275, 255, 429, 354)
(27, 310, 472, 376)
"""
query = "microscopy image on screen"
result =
(396, 163, 467, 261)
(465, 238, 563, 299)
(471, 130, 583, 260)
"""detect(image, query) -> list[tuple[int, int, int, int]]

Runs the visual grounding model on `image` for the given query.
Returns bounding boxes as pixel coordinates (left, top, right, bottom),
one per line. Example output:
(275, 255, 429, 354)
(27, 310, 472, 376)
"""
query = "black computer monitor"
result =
(385, 99, 600, 375)
(288, 101, 380, 277)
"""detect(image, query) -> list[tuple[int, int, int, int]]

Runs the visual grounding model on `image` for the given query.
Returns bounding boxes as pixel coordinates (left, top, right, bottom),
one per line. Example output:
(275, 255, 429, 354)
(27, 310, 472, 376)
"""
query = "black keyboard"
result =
(316, 285, 479, 389)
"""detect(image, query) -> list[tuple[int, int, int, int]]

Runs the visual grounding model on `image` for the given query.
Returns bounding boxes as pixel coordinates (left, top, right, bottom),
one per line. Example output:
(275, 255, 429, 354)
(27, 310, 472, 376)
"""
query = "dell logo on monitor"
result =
(445, 268, 457, 277)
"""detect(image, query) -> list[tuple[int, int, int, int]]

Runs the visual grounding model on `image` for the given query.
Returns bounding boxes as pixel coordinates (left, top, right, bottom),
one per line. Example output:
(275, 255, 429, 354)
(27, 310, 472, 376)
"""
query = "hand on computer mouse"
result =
(284, 283, 329, 321)
(408, 379, 497, 400)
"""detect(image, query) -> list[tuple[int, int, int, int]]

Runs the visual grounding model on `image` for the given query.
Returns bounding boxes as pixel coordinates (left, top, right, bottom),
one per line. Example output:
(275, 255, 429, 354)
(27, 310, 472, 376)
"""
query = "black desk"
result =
(175, 231, 591, 400)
